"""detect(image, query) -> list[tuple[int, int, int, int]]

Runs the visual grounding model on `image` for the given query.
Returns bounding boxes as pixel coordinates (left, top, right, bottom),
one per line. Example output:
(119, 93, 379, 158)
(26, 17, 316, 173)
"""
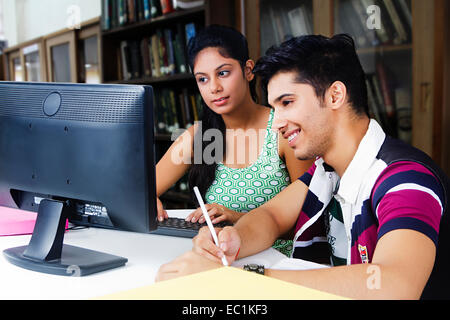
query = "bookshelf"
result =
(240, 0, 448, 172)
(3, 37, 47, 82)
(100, 0, 235, 208)
(3, 18, 101, 84)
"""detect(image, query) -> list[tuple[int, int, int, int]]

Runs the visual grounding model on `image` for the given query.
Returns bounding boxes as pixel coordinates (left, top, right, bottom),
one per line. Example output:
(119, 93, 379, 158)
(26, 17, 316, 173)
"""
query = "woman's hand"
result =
(185, 203, 243, 224)
(157, 197, 168, 221)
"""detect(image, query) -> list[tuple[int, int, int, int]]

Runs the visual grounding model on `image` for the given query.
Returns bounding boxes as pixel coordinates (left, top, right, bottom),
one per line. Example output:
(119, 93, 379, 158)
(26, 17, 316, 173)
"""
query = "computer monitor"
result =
(0, 81, 157, 276)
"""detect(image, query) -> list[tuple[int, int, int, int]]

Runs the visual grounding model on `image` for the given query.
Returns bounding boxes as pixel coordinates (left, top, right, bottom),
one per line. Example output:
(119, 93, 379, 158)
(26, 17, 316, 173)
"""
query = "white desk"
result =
(0, 226, 194, 300)
(0, 209, 326, 300)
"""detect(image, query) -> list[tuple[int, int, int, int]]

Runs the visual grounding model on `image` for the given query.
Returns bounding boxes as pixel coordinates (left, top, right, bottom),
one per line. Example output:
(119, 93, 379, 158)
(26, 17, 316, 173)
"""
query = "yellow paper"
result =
(98, 267, 347, 300)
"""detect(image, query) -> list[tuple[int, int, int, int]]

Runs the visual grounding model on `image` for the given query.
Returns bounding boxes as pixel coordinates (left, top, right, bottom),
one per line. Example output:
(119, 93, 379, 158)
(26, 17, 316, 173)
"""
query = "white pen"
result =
(193, 186, 229, 266)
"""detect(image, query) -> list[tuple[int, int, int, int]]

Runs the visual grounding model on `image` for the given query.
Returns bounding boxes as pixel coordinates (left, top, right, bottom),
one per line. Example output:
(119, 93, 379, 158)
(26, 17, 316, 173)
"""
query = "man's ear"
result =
(326, 81, 347, 110)
(244, 59, 255, 81)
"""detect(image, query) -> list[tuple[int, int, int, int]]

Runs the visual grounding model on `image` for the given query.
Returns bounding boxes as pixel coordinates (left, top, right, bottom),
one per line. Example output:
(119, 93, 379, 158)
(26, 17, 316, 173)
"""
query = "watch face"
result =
(245, 264, 264, 275)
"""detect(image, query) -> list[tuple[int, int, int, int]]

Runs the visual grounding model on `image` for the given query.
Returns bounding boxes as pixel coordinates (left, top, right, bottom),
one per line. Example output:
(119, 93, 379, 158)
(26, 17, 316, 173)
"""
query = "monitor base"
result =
(3, 244, 127, 277)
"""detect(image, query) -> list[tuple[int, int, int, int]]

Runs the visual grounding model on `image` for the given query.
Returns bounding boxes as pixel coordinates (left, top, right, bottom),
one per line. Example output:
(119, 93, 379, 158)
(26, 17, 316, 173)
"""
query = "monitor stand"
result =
(3, 199, 127, 276)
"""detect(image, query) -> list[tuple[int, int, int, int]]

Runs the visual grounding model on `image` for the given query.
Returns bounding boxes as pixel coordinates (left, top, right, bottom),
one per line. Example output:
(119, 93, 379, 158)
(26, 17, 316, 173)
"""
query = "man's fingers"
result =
(192, 227, 225, 261)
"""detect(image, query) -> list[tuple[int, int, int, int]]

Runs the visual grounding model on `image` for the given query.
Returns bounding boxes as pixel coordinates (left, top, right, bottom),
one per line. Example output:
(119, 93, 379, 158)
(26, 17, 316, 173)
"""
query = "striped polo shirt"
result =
(292, 119, 445, 266)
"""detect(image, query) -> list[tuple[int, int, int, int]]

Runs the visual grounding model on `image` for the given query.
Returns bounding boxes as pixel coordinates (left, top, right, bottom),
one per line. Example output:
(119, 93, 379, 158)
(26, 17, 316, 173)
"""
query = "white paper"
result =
(233, 247, 330, 271)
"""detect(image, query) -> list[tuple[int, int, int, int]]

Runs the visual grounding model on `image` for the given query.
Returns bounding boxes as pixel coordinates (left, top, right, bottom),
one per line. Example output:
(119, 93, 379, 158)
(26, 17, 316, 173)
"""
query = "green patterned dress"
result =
(204, 109, 293, 256)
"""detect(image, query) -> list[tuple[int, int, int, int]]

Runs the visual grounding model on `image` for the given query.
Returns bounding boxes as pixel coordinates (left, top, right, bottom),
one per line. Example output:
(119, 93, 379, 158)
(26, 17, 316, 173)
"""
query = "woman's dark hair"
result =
(253, 34, 369, 116)
(186, 24, 258, 199)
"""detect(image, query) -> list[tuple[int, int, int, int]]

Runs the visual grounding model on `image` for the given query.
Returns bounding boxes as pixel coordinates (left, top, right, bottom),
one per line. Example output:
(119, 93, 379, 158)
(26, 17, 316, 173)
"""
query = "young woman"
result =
(156, 25, 312, 254)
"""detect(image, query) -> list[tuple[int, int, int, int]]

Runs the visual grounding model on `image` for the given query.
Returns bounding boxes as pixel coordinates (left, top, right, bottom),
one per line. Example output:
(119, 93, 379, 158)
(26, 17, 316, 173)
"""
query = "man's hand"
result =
(192, 226, 241, 263)
(155, 251, 222, 282)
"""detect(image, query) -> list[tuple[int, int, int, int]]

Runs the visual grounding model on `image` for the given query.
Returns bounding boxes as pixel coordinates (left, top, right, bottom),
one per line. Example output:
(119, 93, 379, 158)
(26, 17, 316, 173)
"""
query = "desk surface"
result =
(0, 209, 336, 300)
(0, 227, 193, 299)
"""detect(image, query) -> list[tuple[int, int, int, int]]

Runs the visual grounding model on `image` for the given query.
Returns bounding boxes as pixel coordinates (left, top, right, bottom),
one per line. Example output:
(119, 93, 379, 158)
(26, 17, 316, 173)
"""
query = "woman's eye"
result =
(218, 70, 230, 77)
(197, 77, 208, 83)
(282, 100, 292, 107)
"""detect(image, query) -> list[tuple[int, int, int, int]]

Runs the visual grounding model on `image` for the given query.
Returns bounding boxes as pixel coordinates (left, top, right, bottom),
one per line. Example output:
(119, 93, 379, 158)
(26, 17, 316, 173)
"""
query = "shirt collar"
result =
(336, 119, 386, 204)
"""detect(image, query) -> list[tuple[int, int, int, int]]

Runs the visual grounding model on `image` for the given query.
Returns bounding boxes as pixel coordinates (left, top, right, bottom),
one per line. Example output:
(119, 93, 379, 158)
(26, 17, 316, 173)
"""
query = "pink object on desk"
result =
(0, 206, 69, 236)
(0, 206, 38, 236)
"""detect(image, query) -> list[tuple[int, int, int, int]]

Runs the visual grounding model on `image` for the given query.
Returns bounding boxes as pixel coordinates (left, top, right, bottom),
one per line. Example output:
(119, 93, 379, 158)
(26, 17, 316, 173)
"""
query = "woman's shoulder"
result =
(254, 105, 273, 129)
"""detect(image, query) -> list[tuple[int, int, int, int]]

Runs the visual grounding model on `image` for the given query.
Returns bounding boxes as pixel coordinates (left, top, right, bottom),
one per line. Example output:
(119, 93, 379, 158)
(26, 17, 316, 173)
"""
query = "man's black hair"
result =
(253, 34, 369, 116)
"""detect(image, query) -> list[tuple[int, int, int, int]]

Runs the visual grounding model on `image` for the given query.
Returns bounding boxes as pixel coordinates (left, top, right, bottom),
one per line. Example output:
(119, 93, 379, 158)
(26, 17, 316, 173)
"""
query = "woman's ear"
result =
(244, 60, 255, 81)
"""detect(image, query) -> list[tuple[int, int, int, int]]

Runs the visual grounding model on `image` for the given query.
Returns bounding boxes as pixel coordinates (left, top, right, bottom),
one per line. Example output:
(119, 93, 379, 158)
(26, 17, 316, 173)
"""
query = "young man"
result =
(155, 34, 449, 299)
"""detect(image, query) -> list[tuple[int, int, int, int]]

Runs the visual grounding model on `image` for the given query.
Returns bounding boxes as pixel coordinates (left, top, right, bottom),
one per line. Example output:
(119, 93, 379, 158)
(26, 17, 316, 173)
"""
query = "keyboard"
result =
(151, 217, 233, 238)
(69, 206, 232, 239)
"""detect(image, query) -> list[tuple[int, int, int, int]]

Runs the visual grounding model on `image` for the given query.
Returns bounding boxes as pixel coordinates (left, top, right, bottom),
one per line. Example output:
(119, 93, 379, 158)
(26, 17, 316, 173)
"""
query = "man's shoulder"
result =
(371, 137, 447, 210)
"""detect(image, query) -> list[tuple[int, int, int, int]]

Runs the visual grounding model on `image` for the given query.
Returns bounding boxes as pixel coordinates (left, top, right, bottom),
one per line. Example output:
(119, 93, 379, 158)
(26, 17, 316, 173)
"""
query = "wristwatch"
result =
(243, 264, 265, 275)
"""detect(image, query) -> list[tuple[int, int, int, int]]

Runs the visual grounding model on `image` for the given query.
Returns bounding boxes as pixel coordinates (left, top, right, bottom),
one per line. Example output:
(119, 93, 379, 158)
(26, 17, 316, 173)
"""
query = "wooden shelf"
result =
(105, 72, 193, 85)
(356, 44, 413, 55)
(102, 6, 205, 38)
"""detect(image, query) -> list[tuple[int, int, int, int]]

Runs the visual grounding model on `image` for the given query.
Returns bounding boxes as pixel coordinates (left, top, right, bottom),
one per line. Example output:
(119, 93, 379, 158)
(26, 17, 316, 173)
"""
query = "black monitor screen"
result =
(0, 81, 157, 276)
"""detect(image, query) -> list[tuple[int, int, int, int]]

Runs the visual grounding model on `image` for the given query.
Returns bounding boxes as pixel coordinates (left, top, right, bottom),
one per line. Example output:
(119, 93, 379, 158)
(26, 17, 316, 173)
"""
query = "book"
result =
(111, 0, 118, 29)
(120, 40, 132, 80)
(182, 88, 193, 126)
(190, 94, 198, 121)
(175, 0, 204, 10)
(376, 62, 395, 119)
(160, 0, 175, 14)
(350, 0, 378, 47)
(338, 0, 369, 48)
(195, 93, 203, 120)
(184, 22, 196, 44)
(168, 89, 181, 131)
(393, 0, 412, 42)
(136, 0, 144, 21)
(178, 92, 188, 126)
(369, 74, 389, 131)
(173, 31, 187, 73)
(395, 87, 412, 143)
(287, 6, 312, 37)
(396, 0, 412, 30)
(142, 0, 151, 19)
(164, 28, 176, 75)
(150, 34, 161, 77)
(129, 40, 142, 79)
(127, 0, 136, 23)
(156, 95, 166, 133)
(118, 0, 127, 26)
(269, 6, 283, 45)
(149, 0, 162, 17)
(140, 37, 152, 77)
(101, 0, 111, 30)
(156, 29, 169, 75)
(365, 77, 383, 125)
(376, 0, 400, 45)
(116, 46, 123, 79)
(384, 0, 408, 44)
